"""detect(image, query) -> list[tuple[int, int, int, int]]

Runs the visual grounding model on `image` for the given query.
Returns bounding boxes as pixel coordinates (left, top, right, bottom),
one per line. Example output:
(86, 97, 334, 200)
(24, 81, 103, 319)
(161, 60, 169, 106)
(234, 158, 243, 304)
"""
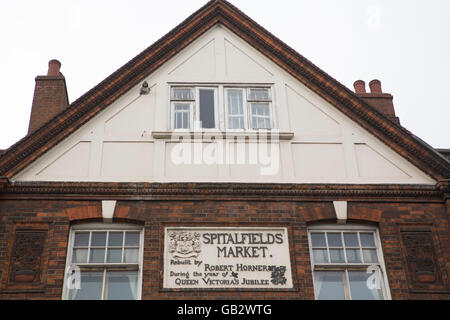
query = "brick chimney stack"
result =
(28, 59, 69, 135)
(353, 79, 400, 124)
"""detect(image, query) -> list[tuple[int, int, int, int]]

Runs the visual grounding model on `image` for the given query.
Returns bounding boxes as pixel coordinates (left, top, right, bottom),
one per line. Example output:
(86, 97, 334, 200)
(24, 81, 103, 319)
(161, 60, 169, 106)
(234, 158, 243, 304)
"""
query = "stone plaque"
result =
(164, 227, 293, 289)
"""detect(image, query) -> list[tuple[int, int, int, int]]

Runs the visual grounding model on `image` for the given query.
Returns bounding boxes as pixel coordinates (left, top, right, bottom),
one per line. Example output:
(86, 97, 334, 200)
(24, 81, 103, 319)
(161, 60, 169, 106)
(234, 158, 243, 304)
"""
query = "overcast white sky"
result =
(0, 0, 449, 150)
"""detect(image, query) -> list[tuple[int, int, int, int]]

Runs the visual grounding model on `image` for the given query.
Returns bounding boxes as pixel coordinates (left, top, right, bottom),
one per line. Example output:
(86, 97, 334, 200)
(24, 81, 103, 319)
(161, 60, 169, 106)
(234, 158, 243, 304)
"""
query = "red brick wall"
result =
(0, 199, 448, 300)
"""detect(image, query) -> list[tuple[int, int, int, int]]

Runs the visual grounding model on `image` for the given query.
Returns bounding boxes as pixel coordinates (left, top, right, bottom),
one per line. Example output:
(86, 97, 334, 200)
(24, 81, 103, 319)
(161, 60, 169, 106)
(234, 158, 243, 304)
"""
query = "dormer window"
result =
(248, 88, 272, 129)
(171, 87, 218, 130)
(225, 88, 246, 129)
(170, 85, 273, 131)
(171, 87, 194, 130)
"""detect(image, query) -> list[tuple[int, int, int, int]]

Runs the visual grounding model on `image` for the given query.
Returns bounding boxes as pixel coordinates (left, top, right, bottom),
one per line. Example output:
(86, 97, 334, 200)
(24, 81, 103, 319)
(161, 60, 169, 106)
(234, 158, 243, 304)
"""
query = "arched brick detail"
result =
(114, 203, 146, 222)
(298, 202, 337, 223)
(66, 205, 102, 222)
(348, 205, 382, 222)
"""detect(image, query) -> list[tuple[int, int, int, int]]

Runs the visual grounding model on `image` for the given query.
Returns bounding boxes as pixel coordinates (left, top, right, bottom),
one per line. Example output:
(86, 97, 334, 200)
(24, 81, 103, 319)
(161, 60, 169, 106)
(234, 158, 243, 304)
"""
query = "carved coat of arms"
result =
(169, 231, 201, 259)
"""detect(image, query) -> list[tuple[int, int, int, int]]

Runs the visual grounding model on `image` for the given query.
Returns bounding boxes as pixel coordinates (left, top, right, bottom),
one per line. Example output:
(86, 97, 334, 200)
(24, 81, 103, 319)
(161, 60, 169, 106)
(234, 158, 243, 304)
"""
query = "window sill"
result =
(151, 131, 294, 141)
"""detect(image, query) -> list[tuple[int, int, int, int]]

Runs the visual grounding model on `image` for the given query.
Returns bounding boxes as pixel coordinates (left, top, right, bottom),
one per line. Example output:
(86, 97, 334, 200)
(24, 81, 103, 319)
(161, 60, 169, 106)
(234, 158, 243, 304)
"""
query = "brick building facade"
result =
(0, 0, 448, 300)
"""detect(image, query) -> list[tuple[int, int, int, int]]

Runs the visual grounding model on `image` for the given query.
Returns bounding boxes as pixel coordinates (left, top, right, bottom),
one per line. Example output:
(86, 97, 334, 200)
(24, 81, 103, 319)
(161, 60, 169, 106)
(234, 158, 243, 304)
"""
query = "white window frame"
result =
(308, 223, 391, 300)
(62, 223, 144, 300)
(169, 84, 276, 131)
(171, 87, 195, 130)
(172, 102, 194, 130)
(247, 87, 273, 130)
(170, 86, 219, 130)
(224, 87, 248, 131)
(224, 86, 274, 130)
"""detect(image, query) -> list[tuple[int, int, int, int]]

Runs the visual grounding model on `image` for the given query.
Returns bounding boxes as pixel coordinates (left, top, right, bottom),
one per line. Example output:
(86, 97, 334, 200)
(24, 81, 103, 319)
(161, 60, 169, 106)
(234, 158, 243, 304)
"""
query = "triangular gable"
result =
(8, 26, 433, 184)
(0, 0, 448, 182)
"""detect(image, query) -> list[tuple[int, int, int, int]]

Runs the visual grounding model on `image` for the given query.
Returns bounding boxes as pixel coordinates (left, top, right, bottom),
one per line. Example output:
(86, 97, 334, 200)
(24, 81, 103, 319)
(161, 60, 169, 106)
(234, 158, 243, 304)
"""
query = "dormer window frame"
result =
(169, 84, 275, 132)
(224, 87, 247, 131)
(170, 85, 219, 130)
(247, 87, 273, 130)
(171, 87, 195, 130)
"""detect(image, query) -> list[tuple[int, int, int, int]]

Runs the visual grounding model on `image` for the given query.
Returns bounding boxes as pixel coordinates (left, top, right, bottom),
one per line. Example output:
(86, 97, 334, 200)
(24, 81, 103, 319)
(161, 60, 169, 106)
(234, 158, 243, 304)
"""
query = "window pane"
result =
(108, 232, 123, 247)
(183, 112, 189, 129)
(330, 249, 345, 263)
(89, 248, 105, 263)
(256, 117, 263, 129)
(344, 233, 359, 247)
(72, 248, 88, 263)
(107, 248, 123, 263)
(125, 232, 140, 247)
(313, 249, 328, 263)
(251, 103, 271, 129)
(172, 88, 193, 100)
(199, 89, 215, 129)
(174, 103, 190, 111)
(348, 271, 383, 300)
(91, 232, 107, 247)
(249, 88, 269, 100)
(174, 103, 190, 129)
(229, 117, 244, 130)
(360, 233, 375, 247)
(363, 249, 378, 263)
(124, 249, 139, 263)
(68, 271, 103, 300)
(227, 89, 244, 114)
(314, 271, 346, 300)
(252, 103, 270, 116)
(175, 112, 181, 129)
(227, 89, 245, 129)
(175, 111, 185, 129)
(74, 232, 89, 247)
(106, 271, 138, 300)
(327, 233, 342, 247)
(310, 233, 326, 247)
(346, 249, 362, 263)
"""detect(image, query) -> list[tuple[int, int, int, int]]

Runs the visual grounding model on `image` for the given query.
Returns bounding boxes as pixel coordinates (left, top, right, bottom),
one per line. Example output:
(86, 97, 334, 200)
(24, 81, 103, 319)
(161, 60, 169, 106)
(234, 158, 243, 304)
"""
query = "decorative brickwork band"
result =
(8, 230, 47, 285)
(400, 230, 444, 291)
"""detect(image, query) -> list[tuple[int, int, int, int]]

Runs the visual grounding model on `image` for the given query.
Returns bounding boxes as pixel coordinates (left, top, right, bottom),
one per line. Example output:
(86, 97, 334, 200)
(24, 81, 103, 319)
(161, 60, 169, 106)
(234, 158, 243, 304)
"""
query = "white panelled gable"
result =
(14, 26, 435, 184)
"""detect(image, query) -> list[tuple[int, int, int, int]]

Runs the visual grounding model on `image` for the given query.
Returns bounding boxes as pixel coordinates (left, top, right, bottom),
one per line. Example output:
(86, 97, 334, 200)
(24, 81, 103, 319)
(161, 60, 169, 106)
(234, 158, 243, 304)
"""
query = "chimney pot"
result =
(353, 80, 366, 94)
(47, 59, 62, 76)
(369, 79, 382, 94)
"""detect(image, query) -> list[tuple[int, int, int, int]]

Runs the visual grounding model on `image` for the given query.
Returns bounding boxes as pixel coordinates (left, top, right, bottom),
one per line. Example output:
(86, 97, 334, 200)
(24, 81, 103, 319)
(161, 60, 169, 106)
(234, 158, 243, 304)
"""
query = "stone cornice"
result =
(0, 181, 444, 203)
